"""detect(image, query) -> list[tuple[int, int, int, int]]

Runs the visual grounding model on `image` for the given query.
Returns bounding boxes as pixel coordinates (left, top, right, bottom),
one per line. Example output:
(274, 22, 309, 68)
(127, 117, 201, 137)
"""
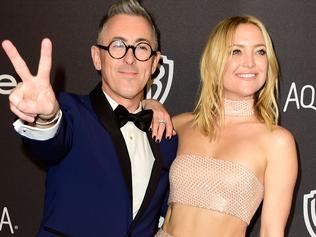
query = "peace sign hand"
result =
(2, 38, 59, 123)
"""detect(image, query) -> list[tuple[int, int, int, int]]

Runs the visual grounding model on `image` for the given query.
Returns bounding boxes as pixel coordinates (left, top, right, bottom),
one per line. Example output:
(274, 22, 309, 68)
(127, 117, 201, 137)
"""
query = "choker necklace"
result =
(224, 98, 254, 117)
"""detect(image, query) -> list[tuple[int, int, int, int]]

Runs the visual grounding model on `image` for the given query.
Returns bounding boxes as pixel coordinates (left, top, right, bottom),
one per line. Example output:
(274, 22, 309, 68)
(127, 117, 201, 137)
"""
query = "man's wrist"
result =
(34, 110, 61, 126)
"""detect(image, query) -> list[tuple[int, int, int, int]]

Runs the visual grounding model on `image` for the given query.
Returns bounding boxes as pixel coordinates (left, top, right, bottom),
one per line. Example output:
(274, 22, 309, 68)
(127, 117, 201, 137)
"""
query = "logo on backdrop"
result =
(283, 82, 316, 112)
(0, 74, 17, 95)
(1, 57, 174, 99)
(0, 206, 17, 234)
(146, 55, 174, 104)
(303, 190, 316, 237)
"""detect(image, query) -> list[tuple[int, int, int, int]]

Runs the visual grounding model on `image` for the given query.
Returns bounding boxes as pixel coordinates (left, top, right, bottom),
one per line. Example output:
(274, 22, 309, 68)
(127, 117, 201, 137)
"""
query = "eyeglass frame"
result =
(96, 40, 157, 62)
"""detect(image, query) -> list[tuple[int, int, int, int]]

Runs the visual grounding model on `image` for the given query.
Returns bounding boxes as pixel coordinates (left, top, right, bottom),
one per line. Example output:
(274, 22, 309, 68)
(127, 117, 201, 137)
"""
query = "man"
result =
(2, 0, 177, 236)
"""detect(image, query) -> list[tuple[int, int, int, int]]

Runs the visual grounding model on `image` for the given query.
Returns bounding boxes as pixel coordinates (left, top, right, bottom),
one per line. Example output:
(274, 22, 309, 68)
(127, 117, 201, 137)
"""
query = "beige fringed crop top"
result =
(168, 154, 264, 225)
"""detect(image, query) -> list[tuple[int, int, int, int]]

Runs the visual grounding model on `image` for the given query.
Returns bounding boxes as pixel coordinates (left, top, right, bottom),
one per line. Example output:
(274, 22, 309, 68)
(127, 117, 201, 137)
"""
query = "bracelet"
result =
(35, 110, 61, 126)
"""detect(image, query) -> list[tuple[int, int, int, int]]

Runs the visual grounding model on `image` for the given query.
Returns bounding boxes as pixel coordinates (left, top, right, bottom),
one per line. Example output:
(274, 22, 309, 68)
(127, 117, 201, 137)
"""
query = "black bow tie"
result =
(114, 104, 153, 132)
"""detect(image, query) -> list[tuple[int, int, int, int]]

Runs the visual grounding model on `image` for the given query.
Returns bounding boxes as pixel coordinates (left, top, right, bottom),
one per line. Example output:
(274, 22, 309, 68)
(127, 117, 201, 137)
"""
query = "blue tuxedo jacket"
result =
(23, 83, 178, 237)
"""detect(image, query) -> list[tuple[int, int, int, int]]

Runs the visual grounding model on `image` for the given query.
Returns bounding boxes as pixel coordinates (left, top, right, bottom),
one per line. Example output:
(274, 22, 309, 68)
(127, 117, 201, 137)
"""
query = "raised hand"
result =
(2, 38, 59, 123)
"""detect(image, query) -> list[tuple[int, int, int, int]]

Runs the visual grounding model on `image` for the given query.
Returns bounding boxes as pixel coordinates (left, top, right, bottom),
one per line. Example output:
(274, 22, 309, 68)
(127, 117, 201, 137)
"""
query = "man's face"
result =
(91, 14, 160, 110)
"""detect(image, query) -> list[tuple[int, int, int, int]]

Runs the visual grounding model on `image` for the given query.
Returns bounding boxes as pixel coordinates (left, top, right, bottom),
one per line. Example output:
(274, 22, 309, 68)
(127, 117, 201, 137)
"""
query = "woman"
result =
(153, 16, 297, 237)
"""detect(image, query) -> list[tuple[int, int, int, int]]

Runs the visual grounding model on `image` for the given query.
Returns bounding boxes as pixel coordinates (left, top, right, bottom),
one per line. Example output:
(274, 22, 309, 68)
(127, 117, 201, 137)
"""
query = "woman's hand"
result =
(142, 99, 176, 142)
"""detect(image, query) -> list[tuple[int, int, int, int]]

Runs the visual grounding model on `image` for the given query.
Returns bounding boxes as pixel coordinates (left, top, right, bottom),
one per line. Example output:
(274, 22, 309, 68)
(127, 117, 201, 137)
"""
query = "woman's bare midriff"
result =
(162, 203, 248, 237)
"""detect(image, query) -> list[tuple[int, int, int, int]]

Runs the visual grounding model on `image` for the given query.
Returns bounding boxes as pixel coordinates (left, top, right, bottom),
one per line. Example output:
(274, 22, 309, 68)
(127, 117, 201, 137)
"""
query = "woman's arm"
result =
(260, 127, 298, 237)
(142, 99, 176, 142)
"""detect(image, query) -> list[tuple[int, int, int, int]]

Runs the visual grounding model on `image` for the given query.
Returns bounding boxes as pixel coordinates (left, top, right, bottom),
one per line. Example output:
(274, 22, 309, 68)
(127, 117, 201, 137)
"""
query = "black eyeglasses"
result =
(96, 40, 157, 62)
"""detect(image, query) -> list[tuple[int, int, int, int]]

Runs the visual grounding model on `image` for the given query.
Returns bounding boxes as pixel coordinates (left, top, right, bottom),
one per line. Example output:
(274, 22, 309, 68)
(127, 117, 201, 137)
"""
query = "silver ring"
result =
(158, 119, 166, 125)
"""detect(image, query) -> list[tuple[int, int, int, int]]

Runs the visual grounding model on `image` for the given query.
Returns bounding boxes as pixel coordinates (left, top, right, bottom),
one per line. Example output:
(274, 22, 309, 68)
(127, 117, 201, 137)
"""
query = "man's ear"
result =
(151, 51, 161, 74)
(91, 45, 102, 70)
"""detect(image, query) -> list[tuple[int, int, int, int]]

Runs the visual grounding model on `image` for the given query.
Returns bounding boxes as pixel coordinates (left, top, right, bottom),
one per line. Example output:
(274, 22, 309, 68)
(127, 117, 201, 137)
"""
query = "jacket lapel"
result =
(89, 82, 133, 204)
(130, 133, 162, 226)
(89, 83, 164, 229)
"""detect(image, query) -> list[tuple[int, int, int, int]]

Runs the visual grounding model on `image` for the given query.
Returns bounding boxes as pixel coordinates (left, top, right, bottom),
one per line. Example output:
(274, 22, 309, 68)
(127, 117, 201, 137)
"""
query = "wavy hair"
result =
(193, 15, 279, 139)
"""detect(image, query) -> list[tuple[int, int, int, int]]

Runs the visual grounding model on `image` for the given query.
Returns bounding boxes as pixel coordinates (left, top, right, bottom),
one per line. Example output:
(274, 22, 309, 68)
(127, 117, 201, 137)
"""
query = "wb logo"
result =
(304, 190, 316, 236)
(146, 55, 174, 104)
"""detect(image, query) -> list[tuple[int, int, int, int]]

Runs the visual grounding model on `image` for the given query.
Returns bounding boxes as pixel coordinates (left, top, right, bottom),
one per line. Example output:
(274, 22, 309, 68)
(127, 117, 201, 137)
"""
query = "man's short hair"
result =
(97, 0, 160, 50)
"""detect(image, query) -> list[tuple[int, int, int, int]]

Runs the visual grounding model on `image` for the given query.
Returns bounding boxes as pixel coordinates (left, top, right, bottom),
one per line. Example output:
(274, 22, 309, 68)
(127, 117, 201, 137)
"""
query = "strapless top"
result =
(168, 154, 264, 225)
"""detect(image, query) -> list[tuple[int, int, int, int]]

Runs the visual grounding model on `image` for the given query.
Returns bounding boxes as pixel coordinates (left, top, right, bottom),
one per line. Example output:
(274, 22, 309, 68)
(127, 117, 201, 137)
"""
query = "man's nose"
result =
(124, 47, 136, 64)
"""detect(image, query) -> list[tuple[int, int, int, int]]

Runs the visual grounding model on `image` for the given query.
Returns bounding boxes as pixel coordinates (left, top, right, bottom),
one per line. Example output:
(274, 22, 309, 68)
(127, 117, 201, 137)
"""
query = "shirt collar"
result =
(103, 91, 142, 113)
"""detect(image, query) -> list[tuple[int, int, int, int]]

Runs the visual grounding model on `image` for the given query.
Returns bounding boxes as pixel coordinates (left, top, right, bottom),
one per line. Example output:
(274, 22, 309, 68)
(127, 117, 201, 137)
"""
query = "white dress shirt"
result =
(13, 92, 154, 219)
(105, 94, 155, 219)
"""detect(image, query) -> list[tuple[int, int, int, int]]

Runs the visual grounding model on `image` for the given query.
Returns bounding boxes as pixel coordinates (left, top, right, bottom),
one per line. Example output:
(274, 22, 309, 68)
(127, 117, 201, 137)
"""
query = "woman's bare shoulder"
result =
(264, 125, 297, 165)
(269, 125, 296, 146)
(172, 112, 195, 131)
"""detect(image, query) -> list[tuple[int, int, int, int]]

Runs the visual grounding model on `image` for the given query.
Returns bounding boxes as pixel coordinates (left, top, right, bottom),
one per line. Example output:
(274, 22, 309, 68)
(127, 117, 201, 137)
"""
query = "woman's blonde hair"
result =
(193, 15, 279, 139)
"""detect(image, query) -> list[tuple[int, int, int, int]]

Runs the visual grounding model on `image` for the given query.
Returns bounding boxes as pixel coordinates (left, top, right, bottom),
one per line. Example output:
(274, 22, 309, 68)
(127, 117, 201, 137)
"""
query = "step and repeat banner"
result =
(1, 1, 316, 236)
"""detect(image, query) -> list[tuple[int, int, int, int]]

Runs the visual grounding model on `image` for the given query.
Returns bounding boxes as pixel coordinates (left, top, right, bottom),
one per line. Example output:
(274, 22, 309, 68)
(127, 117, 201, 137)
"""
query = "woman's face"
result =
(222, 23, 268, 100)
